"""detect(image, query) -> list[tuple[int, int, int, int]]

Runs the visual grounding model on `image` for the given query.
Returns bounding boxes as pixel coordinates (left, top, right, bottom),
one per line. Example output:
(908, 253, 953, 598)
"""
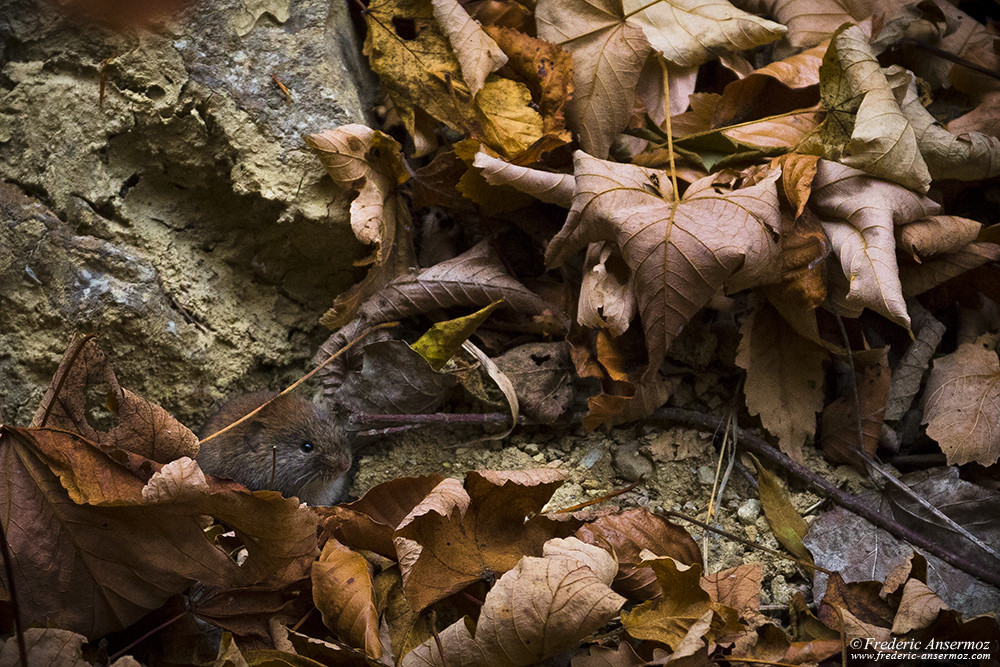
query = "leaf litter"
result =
(6, 0, 1000, 664)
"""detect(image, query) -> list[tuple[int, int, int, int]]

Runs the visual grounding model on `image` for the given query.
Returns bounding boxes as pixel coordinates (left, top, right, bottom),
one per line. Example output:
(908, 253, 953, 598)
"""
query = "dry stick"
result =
(199, 322, 398, 446)
(0, 517, 27, 667)
(652, 407, 1000, 588)
(899, 38, 1000, 82)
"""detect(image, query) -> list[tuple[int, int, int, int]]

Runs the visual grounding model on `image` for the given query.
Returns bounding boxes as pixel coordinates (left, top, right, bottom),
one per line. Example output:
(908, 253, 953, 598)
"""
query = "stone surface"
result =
(0, 0, 374, 425)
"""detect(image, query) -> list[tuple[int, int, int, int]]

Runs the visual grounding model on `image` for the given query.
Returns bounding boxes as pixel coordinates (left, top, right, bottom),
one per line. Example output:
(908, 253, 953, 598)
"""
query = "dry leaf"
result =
(401, 542, 625, 666)
(494, 342, 575, 423)
(923, 342, 1000, 467)
(621, 0, 785, 68)
(819, 25, 931, 192)
(700, 564, 763, 620)
(885, 304, 945, 421)
(536, 0, 651, 158)
(897, 216, 982, 263)
(431, 0, 507, 95)
(621, 557, 740, 650)
(305, 125, 414, 328)
(576, 507, 700, 601)
(546, 152, 782, 380)
(312, 538, 382, 659)
(335, 340, 457, 415)
(393, 469, 576, 611)
(892, 578, 947, 634)
(578, 243, 637, 337)
(900, 242, 1000, 298)
(810, 159, 940, 327)
(31, 335, 198, 463)
(0, 423, 319, 638)
(737, 301, 828, 461)
(749, 455, 813, 566)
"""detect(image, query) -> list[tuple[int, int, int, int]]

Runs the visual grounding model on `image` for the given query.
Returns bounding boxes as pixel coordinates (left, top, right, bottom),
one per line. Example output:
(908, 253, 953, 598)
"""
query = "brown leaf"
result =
(810, 159, 940, 327)
(700, 564, 762, 619)
(484, 25, 574, 161)
(583, 372, 673, 432)
(536, 0, 651, 159)
(572, 642, 646, 667)
(818, 574, 894, 639)
(431, 0, 506, 95)
(892, 578, 947, 634)
(576, 507, 700, 601)
(737, 301, 828, 461)
(0, 426, 319, 638)
(0, 628, 88, 667)
(922, 343, 1000, 467)
(31, 335, 198, 463)
(578, 243, 637, 337)
(749, 456, 813, 566)
(820, 348, 891, 468)
(546, 153, 782, 380)
(620, 557, 740, 650)
(897, 216, 982, 263)
(819, 25, 932, 192)
(305, 125, 415, 329)
(494, 342, 575, 423)
(401, 539, 625, 666)
(900, 242, 1000, 298)
(321, 474, 446, 558)
(393, 469, 577, 611)
(773, 153, 819, 220)
(885, 304, 946, 421)
(377, 566, 432, 664)
(312, 538, 382, 659)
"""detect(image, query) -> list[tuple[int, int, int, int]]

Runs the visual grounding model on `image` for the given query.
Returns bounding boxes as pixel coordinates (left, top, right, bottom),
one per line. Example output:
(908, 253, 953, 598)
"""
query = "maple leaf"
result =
(431, 0, 507, 95)
(809, 159, 940, 327)
(305, 125, 415, 329)
(537, 0, 784, 158)
(922, 342, 1000, 467)
(818, 25, 931, 192)
(392, 469, 577, 611)
(401, 537, 625, 666)
(545, 152, 782, 379)
(363, 0, 542, 157)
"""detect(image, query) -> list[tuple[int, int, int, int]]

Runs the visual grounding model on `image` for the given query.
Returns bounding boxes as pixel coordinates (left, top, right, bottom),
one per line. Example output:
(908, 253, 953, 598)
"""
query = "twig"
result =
(349, 412, 512, 427)
(0, 515, 27, 667)
(651, 407, 1000, 588)
(555, 479, 642, 513)
(200, 322, 398, 445)
(898, 38, 1000, 82)
(109, 608, 187, 661)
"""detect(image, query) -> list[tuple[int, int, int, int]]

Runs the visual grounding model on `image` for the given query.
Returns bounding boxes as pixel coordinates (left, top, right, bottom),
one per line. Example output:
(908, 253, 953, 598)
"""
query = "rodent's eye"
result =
(300, 442, 315, 453)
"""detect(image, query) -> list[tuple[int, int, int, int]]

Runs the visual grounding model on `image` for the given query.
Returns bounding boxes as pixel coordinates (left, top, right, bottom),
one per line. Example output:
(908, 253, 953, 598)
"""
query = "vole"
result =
(197, 391, 352, 505)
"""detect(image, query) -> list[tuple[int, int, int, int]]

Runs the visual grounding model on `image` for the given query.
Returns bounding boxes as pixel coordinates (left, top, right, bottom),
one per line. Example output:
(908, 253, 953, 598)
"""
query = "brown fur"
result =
(197, 391, 352, 504)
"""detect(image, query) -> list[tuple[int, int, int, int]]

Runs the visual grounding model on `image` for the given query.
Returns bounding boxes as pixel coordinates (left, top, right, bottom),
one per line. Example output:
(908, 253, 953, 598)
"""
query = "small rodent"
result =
(197, 391, 352, 505)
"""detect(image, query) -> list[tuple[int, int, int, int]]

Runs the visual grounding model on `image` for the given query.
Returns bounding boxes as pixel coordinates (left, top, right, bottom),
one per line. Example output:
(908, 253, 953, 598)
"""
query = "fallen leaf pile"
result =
(2, 340, 995, 663)
(6, 0, 1000, 662)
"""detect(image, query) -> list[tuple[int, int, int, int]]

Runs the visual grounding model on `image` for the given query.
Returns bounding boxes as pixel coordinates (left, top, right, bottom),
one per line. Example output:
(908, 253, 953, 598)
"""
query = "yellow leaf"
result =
(410, 301, 502, 370)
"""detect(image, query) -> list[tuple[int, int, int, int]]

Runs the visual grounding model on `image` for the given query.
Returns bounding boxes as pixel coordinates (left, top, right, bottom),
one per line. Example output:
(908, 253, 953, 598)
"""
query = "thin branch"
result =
(651, 407, 1000, 588)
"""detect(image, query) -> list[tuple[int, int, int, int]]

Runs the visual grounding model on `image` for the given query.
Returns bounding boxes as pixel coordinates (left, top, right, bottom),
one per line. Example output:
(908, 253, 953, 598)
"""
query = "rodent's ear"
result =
(243, 420, 266, 447)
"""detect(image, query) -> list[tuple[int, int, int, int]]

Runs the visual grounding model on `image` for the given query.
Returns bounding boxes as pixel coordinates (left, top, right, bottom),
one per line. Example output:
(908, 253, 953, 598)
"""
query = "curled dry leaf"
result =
(819, 26, 931, 193)
(576, 507, 700, 601)
(335, 340, 457, 416)
(321, 474, 446, 558)
(31, 335, 198, 463)
(897, 216, 982, 263)
(312, 538, 382, 659)
(305, 125, 414, 329)
(810, 159, 940, 327)
(545, 152, 782, 381)
(401, 539, 625, 667)
(885, 304, 945, 421)
(0, 424, 319, 639)
(578, 243, 636, 337)
(739, 0, 866, 48)
(431, 0, 507, 95)
(393, 469, 576, 611)
(737, 301, 828, 462)
(314, 240, 551, 392)
(892, 578, 948, 634)
(749, 455, 813, 566)
(900, 242, 1000, 298)
(922, 342, 1000, 467)
(621, 557, 741, 650)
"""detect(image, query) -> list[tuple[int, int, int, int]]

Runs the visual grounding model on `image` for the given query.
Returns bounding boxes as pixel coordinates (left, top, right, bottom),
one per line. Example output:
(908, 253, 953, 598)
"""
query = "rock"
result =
(697, 465, 715, 485)
(611, 442, 654, 482)
(737, 498, 762, 525)
(0, 0, 373, 425)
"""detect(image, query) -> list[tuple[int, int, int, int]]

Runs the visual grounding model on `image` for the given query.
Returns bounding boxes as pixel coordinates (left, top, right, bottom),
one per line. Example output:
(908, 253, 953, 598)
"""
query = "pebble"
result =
(523, 443, 540, 455)
(612, 443, 655, 482)
(532, 453, 546, 463)
(580, 447, 605, 469)
(697, 465, 715, 485)
(737, 498, 762, 525)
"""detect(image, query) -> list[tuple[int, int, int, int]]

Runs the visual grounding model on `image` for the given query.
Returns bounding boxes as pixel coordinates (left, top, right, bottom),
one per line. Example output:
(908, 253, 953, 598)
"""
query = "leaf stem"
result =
(662, 58, 680, 205)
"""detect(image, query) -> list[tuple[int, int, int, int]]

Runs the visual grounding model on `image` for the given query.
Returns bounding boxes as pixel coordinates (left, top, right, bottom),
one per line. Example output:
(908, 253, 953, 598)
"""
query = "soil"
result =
(347, 411, 874, 609)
